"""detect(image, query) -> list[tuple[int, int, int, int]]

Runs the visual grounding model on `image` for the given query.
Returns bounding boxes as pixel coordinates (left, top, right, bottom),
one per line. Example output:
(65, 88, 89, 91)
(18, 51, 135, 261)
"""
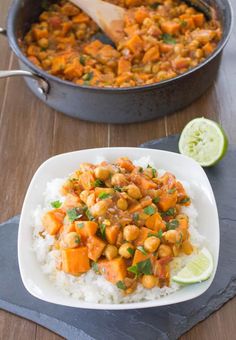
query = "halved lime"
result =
(179, 117, 228, 167)
(172, 248, 213, 284)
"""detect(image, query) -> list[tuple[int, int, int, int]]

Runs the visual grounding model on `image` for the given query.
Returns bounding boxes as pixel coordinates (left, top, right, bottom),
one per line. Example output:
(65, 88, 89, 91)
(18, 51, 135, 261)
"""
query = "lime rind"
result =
(172, 247, 213, 284)
(178, 117, 228, 167)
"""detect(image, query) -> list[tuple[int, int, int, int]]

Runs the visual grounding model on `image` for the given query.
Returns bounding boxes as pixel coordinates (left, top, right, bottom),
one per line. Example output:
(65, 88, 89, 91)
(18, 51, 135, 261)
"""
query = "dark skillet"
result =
(0, 0, 233, 124)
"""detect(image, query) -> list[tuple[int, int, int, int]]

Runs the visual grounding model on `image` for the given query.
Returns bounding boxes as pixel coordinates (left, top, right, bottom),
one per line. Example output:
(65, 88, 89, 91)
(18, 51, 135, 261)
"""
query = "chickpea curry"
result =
(22, 0, 222, 87)
(42, 157, 194, 294)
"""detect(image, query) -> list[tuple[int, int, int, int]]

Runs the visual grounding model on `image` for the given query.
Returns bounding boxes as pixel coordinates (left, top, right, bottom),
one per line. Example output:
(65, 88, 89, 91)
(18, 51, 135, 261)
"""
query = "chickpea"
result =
(80, 190, 90, 204)
(123, 225, 140, 241)
(38, 38, 49, 49)
(144, 236, 160, 253)
(158, 244, 172, 258)
(127, 184, 142, 200)
(63, 232, 80, 248)
(142, 275, 157, 289)
(86, 193, 96, 207)
(118, 243, 134, 258)
(111, 173, 128, 187)
(164, 230, 181, 244)
(117, 198, 128, 210)
(177, 214, 189, 229)
(104, 245, 118, 260)
(90, 200, 108, 217)
(94, 166, 110, 181)
(182, 240, 193, 255)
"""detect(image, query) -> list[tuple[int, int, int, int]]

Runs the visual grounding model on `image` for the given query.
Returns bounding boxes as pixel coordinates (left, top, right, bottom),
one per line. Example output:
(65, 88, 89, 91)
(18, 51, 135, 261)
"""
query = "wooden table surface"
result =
(0, 0, 236, 338)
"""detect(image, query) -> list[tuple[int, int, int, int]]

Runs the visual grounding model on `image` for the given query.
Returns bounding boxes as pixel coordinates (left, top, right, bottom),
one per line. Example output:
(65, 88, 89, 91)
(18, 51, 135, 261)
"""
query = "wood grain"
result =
(0, 0, 236, 338)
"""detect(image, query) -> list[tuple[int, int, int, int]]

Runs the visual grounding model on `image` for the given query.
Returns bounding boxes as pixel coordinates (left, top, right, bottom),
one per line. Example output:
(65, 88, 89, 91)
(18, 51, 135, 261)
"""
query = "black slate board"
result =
(0, 135, 236, 340)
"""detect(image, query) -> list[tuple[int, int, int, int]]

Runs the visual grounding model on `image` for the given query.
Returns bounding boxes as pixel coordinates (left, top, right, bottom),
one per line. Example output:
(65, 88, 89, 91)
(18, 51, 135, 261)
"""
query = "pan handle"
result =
(0, 27, 50, 97)
(0, 70, 50, 96)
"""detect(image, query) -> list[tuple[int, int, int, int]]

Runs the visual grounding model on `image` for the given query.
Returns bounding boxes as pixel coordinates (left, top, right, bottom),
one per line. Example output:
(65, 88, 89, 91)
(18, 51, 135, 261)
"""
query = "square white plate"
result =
(18, 147, 219, 310)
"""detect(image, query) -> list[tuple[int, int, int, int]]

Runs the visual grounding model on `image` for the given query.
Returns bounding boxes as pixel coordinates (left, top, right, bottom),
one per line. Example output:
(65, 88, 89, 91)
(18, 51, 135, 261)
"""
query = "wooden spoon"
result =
(70, 0, 126, 44)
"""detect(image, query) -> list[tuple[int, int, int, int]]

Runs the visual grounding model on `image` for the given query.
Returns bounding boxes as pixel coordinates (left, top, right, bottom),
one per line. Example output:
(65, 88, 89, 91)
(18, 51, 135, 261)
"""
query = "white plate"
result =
(18, 147, 219, 310)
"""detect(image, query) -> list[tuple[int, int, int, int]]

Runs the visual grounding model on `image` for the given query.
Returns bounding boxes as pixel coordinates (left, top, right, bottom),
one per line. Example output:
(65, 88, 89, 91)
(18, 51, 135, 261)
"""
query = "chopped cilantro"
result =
(94, 179, 104, 187)
(162, 33, 176, 45)
(85, 209, 94, 221)
(98, 192, 111, 200)
(92, 262, 99, 273)
(51, 200, 62, 208)
(133, 213, 139, 222)
(67, 208, 82, 222)
(148, 230, 163, 239)
(100, 223, 106, 240)
(152, 197, 160, 204)
(168, 188, 176, 194)
(75, 235, 81, 244)
(180, 19, 187, 27)
(150, 2, 160, 9)
(144, 205, 156, 215)
(127, 247, 135, 256)
(162, 207, 176, 217)
(77, 222, 84, 229)
(166, 219, 179, 230)
(137, 246, 147, 255)
(179, 197, 190, 204)
(128, 258, 152, 277)
(114, 186, 122, 192)
(116, 280, 126, 290)
(83, 71, 94, 81)
(138, 167, 143, 173)
(79, 55, 86, 66)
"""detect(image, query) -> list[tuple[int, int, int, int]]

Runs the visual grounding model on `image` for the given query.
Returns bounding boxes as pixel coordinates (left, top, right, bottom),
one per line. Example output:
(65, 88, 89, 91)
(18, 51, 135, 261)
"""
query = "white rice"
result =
(32, 158, 205, 304)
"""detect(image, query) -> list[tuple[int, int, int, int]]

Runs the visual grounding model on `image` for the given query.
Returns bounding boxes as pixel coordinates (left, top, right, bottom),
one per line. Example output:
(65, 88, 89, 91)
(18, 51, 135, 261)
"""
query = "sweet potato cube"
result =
(79, 171, 95, 190)
(75, 221, 98, 240)
(192, 13, 205, 27)
(158, 191, 177, 212)
(98, 257, 127, 284)
(134, 7, 149, 24)
(62, 247, 90, 275)
(83, 40, 103, 57)
(132, 249, 149, 265)
(87, 235, 106, 261)
(117, 57, 131, 75)
(161, 21, 180, 35)
(105, 224, 120, 245)
(142, 46, 160, 64)
(42, 209, 65, 235)
(116, 157, 134, 171)
(145, 213, 166, 231)
(72, 13, 90, 24)
(134, 227, 150, 246)
(126, 35, 143, 54)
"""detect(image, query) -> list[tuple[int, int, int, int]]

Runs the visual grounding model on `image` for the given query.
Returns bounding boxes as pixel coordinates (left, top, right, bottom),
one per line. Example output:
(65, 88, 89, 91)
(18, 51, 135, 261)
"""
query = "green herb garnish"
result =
(144, 205, 156, 215)
(116, 280, 127, 290)
(138, 167, 143, 173)
(179, 197, 190, 204)
(114, 186, 122, 192)
(133, 213, 139, 222)
(85, 209, 95, 221)
(77, 222, 84, 229)
(128, 258, 152, 277)
(150, 2, 160, 9)
(168, 188, 176, 194)
(180, 19, 187, 27)
(166, 219, 179, 230)
(137, 246, 147, 255)
(67, 208, 82, 222)
(162, 207, 176, 217)
(100, 223, 106, 240)
(75, 235, 81, 244)
(127, 247, 135, 256)
(148, 230, 163, 239)
(162, 33, 176, 45)
(98, 192, 111, 200)
(83, 72, 94, 81)
(51, 200, 62, 208)
(152, 197, 160, 204)
(92, 262, 99, 274)
(94, 179, 105, 187)
(79, 55, 86, 66)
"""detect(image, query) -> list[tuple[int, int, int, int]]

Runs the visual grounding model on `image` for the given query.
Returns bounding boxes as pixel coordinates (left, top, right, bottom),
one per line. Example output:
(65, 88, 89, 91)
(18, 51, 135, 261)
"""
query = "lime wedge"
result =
(179, 117, 228, 167)
(172, 248, 213, 284)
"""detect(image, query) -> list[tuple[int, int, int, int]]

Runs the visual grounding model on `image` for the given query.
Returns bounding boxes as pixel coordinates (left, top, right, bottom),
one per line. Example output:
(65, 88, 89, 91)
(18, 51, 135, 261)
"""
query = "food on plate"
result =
(21, 0, 222, 88)
(179, 117, 228, 167)
(33, 156, 210, 303)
